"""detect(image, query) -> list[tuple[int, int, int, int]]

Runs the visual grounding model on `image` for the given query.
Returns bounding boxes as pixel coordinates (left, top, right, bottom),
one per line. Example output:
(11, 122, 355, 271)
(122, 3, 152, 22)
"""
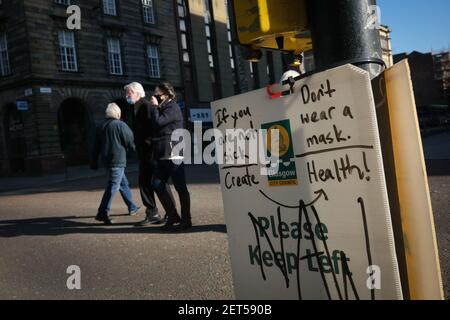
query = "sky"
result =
(377, 0, 450, 54)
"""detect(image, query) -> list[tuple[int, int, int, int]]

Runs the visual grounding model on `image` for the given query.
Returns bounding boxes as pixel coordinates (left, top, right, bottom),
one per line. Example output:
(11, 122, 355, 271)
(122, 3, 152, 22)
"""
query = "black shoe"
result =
(102, 218, 115, 225)
(171, 221, 193, 232)
(135, 214, 163, 227)
(95, 215, 115, 225)
(129, 206, 141, 216)
(159, 215, 182, 231)
(95, 214, 107, 222)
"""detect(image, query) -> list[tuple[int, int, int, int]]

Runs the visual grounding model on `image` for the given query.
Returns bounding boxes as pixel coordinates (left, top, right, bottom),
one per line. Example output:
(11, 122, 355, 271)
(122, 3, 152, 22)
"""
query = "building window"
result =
(204, 0, 214, 69)
(142, 0, 155, 24)
(54, 0, 71, 5)
(103, 0, 117, 16)
(107, 38, 123, 75)
(0, 33, 11, 76)
(147, 44, 160, 78)
(225, 0, 239, 93)
(177, 0, 190, 63)
(58, 30, 78, 71)
(203, 0, 221, 99)
(266, 51, 275, 84)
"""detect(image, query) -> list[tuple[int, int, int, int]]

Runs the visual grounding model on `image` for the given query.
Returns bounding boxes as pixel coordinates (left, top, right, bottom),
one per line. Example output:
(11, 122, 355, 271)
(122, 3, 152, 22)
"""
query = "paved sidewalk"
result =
(0, 162, 139, 194)
(0, 163, 220, 195)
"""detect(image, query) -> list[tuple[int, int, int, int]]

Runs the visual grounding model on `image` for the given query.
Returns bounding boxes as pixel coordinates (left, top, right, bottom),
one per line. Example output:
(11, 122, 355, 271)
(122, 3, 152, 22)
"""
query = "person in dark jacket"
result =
(124, 82, 174, 226)
(91, 103, 140, 225)
(149, 82, 192, 231)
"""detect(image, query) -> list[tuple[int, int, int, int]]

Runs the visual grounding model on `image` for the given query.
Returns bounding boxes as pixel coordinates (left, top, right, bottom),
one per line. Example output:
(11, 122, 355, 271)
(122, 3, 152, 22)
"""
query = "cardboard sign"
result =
(212, 64, 403, 300)
(383, 60, 444, 299)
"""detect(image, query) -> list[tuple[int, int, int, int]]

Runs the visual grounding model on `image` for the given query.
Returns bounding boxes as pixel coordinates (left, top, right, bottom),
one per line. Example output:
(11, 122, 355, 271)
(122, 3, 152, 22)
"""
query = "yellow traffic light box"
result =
(233, 0, 312, 55)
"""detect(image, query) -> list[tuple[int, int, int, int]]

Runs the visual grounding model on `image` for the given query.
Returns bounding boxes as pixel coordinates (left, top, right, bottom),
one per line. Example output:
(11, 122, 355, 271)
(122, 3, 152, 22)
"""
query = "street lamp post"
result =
(307, 0, 384, 79)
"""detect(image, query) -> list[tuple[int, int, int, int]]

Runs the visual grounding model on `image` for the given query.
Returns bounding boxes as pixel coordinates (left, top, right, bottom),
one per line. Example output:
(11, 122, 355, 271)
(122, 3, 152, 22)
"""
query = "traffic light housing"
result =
(232, 0, 312, 56)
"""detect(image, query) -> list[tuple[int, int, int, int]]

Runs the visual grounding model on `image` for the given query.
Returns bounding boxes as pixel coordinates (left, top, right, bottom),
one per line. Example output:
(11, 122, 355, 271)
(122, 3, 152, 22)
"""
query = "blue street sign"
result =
(16, 100, 29, 111)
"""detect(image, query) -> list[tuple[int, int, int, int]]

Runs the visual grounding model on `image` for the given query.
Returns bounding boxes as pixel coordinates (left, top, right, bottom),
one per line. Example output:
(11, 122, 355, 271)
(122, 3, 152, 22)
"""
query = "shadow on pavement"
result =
(0, 215, 227, 238)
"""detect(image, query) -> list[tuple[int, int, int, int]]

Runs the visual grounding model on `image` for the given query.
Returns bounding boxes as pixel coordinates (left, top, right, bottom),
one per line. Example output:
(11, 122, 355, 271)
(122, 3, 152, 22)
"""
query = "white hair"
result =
(124, 82, 146, 98)
(105, 103, 121, 120)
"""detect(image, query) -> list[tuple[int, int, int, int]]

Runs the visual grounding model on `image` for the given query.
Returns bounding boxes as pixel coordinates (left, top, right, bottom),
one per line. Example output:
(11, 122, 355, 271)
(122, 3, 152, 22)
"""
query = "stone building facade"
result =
(176, 0, 286, 123)
(0, 0, 286, 176)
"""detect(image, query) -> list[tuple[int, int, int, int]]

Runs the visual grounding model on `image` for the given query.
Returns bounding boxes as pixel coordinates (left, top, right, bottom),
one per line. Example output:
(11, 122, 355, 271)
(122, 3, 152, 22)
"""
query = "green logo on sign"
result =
(261, 120, 298, 187)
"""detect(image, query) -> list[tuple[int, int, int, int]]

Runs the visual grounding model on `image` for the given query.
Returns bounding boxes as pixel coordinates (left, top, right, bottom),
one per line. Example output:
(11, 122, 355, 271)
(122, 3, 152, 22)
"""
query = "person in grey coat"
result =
(91, 103, 140, 225)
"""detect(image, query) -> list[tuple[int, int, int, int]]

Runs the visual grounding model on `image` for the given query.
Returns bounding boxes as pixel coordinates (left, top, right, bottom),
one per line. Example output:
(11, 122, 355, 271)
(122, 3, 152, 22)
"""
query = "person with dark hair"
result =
(124, 82, 176, 226)
(149, 82, 192, 231)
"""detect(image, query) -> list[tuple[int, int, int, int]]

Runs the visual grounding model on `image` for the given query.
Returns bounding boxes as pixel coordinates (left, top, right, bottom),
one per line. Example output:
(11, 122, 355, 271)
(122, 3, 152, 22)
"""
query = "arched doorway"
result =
(3, 103, 27, 173)
(57, 98, 91, 166)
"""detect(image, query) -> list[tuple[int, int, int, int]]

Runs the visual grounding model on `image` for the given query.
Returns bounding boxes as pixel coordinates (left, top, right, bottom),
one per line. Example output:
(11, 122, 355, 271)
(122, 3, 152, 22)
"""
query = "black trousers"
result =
(138, 159, 174, 217)
(152, 161, 191, 222)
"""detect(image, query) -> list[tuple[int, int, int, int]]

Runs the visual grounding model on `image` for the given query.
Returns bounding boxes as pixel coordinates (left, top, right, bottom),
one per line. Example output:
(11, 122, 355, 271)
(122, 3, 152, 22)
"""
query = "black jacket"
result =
(133, 98, 154, 161)
(150, 99, 184, 160)
(92, 119, 135, 168)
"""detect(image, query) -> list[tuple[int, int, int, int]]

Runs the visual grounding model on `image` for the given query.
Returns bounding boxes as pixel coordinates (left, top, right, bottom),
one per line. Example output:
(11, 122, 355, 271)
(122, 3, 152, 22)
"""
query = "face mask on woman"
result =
(154, 95, 164, 104)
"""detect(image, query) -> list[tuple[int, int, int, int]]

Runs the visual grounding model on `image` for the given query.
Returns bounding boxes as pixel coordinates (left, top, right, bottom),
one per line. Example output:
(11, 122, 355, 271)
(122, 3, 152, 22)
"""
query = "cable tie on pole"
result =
(288, 76, 296, 94)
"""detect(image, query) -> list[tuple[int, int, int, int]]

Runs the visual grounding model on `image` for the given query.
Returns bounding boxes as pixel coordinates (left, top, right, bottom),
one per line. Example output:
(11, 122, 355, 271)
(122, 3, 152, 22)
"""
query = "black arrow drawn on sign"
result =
(259, 189, 329, 209)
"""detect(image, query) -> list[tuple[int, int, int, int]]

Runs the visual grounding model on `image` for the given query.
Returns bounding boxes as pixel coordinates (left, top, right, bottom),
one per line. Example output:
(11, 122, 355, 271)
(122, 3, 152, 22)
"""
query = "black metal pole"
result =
(307, 0, 383, 78)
